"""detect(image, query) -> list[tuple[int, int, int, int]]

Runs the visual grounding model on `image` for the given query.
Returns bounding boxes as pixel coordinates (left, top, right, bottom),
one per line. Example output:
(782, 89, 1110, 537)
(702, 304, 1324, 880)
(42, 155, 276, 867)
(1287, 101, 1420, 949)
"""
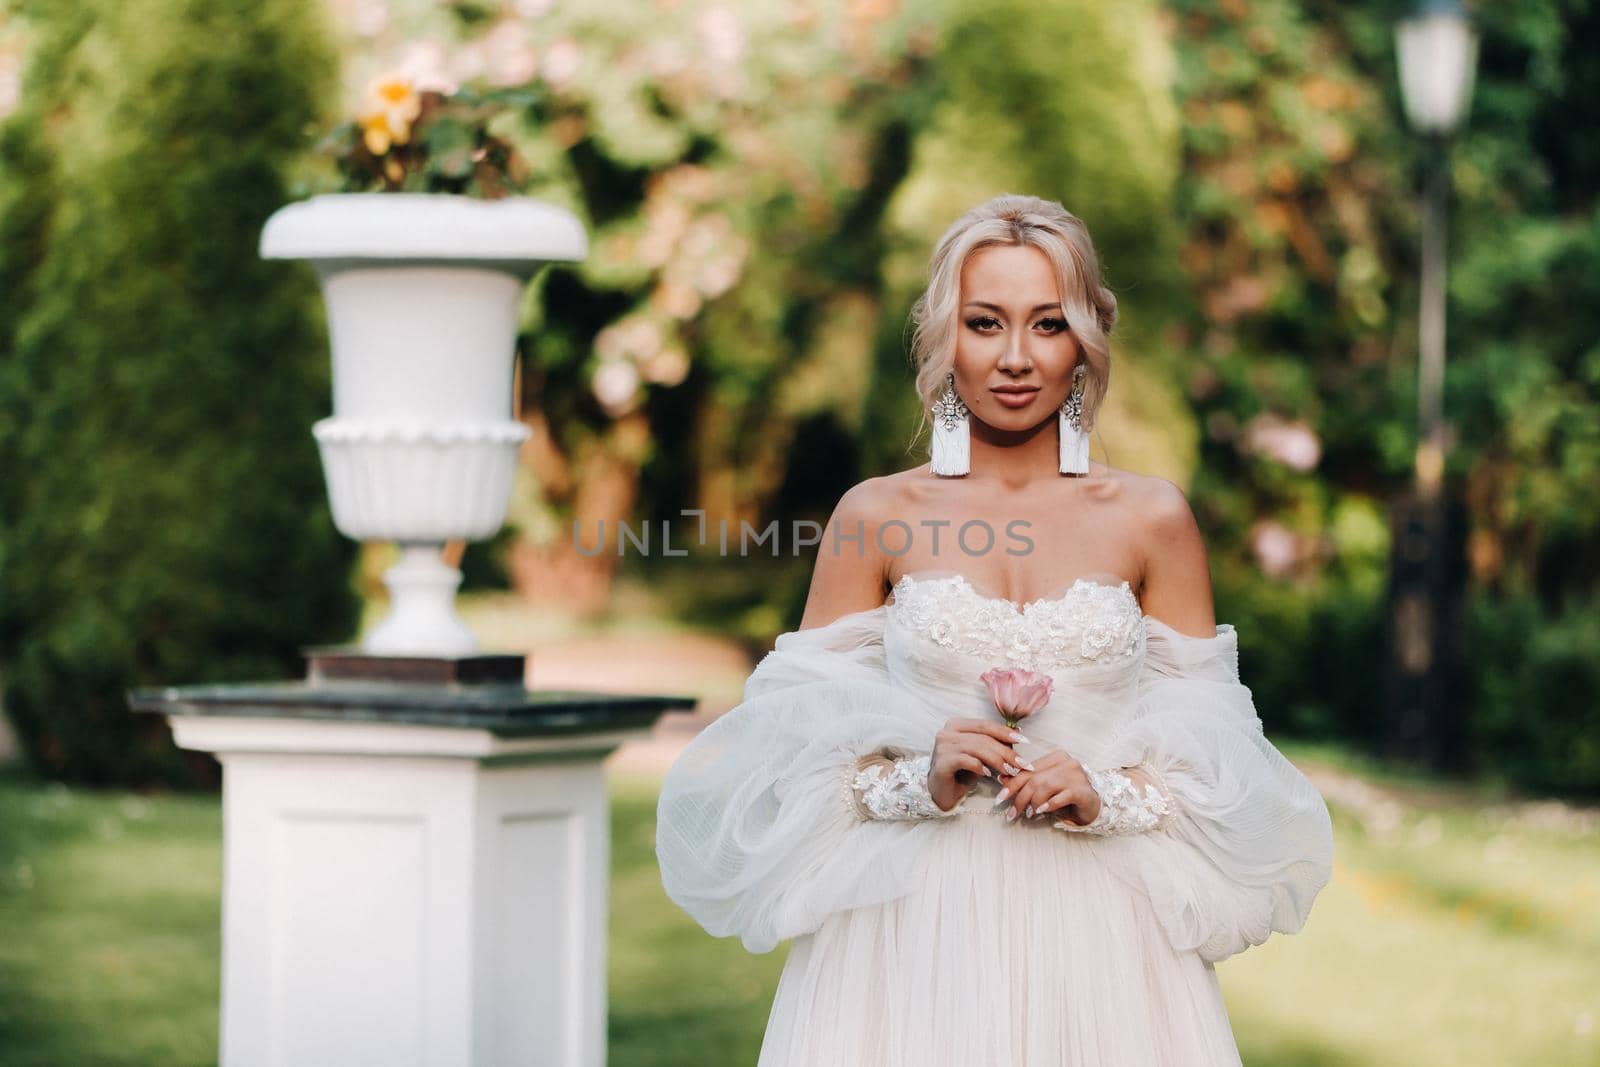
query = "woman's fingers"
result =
(965, 736, 1024, 778)
(948, 717, 1030, 744)
(955, 754, 987, 779)
(1018, 779, 1047, 820)
(998, 770, 1041, 821)
(1004, 756, 1093, 819)
(940, 723, 1020, 774)
(1034, 787, 1076, 816)
(1008, 775, 1063, 821)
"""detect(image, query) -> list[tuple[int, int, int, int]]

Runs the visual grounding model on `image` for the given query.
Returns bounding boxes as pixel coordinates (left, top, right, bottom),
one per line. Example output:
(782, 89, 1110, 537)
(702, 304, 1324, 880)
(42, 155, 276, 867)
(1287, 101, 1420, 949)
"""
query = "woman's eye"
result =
(966, 315, 1067, 333)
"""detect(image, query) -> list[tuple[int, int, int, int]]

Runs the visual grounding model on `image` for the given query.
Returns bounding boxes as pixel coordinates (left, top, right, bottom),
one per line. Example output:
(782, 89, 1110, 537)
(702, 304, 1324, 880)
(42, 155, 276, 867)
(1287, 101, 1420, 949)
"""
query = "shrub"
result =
(0, 0, 360, 787)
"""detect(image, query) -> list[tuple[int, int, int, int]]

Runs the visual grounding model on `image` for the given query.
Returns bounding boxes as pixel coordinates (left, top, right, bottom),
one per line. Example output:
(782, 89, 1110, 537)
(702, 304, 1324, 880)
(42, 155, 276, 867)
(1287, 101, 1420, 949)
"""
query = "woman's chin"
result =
(975, 409, 1054, 435)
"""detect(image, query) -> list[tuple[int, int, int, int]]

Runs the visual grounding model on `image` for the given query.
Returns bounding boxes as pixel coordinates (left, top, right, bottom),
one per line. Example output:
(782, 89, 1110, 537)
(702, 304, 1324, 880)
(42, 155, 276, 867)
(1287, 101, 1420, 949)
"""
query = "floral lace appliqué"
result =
(889, 574, 1145, 672)
(851, 753, 956, 820)
(1051, 767, 1171, 835)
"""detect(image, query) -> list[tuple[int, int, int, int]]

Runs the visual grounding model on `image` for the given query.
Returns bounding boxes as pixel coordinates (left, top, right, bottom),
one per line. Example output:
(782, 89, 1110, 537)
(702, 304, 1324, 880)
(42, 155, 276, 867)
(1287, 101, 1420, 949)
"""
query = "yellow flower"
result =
(361, 114, 393, 156)
(357, 74, 421, 156)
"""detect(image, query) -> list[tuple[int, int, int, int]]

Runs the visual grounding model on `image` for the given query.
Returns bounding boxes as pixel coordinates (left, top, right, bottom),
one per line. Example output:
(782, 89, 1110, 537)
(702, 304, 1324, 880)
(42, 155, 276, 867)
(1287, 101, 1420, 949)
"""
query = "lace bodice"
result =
(853, 572, 1170, 831)
(886, 572, 1146, 673)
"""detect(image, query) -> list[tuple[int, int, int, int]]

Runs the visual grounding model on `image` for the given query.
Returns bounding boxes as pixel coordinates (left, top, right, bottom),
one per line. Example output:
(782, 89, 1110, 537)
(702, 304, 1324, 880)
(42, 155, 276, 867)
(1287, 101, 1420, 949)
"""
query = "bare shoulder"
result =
(798, 474, 900, 630)
(1113, 468, 1217, 636)
(866, 463, 935, 505)
(1126, 470, 1199, 536)
(829, 470, 907, 528)
(1069, 463, 1189, 526)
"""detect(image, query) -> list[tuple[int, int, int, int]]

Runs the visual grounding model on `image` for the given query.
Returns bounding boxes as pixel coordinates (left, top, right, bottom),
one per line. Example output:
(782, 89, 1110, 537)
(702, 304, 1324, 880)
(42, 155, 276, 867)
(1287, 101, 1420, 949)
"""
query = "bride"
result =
(655, 194, 1334, 1066)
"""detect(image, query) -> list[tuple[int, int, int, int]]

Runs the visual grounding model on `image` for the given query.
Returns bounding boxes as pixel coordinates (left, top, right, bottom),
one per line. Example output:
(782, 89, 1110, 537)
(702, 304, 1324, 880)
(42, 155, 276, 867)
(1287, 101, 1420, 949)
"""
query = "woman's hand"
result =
(995, 749, 1103, 826)
(927, 717, 1029, 813)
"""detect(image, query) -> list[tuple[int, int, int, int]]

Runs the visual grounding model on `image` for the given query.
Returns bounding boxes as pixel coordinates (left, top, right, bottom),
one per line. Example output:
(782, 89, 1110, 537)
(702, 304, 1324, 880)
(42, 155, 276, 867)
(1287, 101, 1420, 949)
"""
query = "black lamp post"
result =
(1385, 0, 1478, 770)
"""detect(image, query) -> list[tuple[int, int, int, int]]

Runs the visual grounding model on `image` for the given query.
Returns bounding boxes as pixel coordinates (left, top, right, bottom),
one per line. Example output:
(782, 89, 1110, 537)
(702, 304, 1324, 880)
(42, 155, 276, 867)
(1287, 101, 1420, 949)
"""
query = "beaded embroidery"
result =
(889, 574, 1144, 672)
(1051, 766, 1171, 835)
(851, 753, 956, 820)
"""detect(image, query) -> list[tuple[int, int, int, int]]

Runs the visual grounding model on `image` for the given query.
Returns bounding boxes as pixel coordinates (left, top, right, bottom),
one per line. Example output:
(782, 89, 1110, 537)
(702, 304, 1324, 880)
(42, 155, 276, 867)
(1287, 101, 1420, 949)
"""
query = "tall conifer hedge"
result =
(0, 0, 361, 786)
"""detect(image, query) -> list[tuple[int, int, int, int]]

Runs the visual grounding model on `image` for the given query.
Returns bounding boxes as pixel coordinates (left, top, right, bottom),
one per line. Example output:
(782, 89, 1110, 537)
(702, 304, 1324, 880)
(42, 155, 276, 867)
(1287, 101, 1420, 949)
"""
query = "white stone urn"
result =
(260, 193, 586, 656)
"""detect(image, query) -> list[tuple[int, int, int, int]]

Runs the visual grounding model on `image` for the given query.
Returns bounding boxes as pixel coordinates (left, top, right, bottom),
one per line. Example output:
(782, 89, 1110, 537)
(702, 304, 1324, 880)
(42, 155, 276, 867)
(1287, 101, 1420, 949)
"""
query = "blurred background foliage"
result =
(0, 0, 361, 787)
(0, 0, 1595, 796)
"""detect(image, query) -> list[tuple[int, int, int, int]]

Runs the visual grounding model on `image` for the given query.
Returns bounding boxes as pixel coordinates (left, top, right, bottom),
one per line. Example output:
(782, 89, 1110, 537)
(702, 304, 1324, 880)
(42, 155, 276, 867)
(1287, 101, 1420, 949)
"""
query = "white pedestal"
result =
(165, 714, 652, 1067)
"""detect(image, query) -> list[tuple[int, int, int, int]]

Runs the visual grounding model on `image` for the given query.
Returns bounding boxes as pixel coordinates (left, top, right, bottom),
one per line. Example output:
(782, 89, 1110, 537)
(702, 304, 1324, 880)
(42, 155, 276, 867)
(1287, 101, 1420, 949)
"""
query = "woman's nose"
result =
(998, 337, 1030, 372)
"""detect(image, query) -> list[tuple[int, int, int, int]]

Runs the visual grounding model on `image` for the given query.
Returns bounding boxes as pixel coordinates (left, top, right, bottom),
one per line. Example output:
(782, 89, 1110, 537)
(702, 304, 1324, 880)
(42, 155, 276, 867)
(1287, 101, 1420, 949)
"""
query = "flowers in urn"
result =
(358, 75, 422, 158)
(315, 72, 542, 198)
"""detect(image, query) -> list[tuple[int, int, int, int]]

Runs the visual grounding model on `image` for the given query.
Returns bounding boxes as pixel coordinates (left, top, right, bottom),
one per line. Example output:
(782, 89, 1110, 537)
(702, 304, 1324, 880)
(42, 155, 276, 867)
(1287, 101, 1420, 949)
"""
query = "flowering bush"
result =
(315, 73, 540, 198)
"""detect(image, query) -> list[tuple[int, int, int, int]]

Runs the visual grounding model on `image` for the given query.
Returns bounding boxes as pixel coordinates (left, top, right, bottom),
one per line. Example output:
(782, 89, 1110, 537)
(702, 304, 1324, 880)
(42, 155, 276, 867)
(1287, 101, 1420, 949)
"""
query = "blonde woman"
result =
(656, 195, 1333, 1066)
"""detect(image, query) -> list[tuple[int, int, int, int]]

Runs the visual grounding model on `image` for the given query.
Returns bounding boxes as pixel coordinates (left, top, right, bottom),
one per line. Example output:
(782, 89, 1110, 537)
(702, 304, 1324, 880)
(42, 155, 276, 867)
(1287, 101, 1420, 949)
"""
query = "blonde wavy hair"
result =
(907, 194, 1118, 455)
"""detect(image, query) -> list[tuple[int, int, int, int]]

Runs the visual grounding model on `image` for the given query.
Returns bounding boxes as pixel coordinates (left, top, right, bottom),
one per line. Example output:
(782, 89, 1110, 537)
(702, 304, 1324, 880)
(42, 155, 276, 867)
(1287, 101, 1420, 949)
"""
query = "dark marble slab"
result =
(128, 679, 696, 738)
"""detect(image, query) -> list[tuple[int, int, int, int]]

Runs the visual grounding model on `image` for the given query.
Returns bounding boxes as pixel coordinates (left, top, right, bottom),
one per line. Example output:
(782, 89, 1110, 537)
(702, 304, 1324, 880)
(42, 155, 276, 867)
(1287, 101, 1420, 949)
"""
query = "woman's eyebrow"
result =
(962, 301, 1062, 313)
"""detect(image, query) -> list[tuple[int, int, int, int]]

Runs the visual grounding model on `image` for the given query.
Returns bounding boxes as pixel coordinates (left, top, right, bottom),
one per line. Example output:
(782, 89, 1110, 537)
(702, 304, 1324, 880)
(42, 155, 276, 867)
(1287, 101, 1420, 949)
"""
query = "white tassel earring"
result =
(929, 372, 970, 477)
(1059, 364, 1090, 475)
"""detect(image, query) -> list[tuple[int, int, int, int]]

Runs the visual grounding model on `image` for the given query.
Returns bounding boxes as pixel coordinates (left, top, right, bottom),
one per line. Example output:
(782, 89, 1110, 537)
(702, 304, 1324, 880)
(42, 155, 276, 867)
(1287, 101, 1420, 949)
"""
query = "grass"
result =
(1220, 748, 1600, 1066)
(0, 777, 221, 1066)
(1, 745, 1597, 1066)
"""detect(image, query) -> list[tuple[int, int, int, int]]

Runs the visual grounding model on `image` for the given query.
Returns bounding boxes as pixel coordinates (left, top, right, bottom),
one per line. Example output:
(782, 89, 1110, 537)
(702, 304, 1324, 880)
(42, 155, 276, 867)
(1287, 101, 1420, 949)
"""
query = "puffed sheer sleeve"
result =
(1072, 617, 1334, 963)
(654, 606, 956, 955)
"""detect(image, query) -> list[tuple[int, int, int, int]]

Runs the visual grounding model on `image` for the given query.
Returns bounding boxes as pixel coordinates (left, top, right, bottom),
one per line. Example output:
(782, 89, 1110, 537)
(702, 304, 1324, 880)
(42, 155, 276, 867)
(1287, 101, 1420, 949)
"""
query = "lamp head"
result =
(1396, 0, 1478, 136)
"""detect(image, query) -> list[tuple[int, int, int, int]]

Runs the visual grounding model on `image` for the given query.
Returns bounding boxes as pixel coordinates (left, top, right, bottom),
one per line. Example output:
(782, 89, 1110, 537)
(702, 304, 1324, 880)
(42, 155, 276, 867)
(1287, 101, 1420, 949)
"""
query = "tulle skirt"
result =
(756, 807, 1244, 1067)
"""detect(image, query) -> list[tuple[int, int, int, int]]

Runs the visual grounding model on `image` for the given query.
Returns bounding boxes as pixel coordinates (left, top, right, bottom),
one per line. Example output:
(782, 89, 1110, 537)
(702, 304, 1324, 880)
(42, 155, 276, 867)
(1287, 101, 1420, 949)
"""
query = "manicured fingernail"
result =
(1025, 804, 1034, 818)
(1005, 807, 1018, 822)
(1010, 731, 1026, 743)
(1019, 761, 1036, 772)
(993, 788, 1011, 805)
(981, 766, 992, 777)
(1003, 763, 1019, 776)
(1037, 801, 1052, 813)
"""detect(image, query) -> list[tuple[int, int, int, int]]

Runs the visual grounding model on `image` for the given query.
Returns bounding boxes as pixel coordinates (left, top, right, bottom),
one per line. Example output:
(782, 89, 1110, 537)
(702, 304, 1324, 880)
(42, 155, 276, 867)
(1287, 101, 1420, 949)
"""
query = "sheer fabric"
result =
(655, 573, 1333, 1065)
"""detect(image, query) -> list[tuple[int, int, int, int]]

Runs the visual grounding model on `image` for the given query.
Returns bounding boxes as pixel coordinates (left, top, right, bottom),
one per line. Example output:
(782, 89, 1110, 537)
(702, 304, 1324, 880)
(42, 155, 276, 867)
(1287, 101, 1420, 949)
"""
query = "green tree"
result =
(1166, 0, 1600, 793)
(0, 0, 360, 786)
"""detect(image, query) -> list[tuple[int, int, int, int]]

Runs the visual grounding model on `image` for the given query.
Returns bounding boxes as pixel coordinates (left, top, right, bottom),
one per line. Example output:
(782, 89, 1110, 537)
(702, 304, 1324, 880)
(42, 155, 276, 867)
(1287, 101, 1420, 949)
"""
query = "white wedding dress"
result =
(655, 570, 1334, 1067)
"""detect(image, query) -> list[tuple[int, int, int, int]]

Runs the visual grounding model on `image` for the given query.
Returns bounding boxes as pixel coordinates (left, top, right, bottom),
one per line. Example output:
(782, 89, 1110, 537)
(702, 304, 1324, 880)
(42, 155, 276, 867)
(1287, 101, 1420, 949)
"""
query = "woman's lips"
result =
(991, 388, 1040, 409)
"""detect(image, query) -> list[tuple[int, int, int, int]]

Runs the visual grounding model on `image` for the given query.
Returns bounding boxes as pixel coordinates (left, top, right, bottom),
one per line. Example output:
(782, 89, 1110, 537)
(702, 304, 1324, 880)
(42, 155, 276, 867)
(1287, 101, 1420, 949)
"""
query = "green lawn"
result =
(2, 745, 1597, 1066)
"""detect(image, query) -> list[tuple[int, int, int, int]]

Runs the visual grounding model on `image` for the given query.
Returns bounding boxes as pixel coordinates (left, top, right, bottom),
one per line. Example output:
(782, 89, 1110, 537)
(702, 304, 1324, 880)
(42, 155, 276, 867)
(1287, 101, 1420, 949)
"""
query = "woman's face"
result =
(950, 243, 1082, 431)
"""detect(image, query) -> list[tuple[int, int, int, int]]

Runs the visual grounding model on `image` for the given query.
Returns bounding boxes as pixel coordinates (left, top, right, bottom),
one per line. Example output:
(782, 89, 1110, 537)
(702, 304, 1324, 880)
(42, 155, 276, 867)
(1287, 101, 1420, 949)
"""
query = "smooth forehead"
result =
(959, 243, 1065, 309)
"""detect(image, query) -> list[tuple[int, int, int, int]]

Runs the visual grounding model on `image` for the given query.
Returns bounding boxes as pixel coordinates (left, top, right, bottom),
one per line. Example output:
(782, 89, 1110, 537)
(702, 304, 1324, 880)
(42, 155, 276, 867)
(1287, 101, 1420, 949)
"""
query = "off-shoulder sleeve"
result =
(1085, 617, 1334, 963)
(654, 605, 954, 954)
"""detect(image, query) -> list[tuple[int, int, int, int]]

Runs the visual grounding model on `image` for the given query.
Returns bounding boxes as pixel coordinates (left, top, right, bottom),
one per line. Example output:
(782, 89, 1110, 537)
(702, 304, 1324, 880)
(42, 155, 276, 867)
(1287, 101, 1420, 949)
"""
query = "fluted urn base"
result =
(313, 418, 531, 655)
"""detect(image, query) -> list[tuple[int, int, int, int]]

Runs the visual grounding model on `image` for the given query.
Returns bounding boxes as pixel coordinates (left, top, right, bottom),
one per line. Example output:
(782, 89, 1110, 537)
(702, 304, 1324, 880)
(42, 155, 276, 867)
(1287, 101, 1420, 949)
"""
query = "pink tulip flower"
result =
(980, 667, 1053, 728)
